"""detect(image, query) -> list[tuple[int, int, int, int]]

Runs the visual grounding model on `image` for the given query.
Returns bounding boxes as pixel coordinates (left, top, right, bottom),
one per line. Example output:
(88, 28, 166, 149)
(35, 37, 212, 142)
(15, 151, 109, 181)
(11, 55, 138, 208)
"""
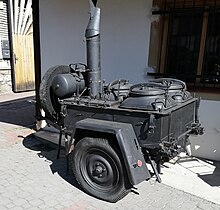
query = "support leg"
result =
(149, 155, 162, 183)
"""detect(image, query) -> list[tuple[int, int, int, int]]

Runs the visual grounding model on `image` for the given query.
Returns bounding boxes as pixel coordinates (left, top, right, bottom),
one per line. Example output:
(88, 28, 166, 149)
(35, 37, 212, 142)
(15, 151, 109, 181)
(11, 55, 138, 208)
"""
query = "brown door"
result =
(10, 0, 35, 92)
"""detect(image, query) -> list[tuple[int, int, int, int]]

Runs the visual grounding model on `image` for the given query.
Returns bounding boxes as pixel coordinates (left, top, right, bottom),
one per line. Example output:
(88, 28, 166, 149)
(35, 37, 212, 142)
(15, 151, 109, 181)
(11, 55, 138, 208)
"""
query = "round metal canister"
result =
(120, 86, 169, 111)
(149, 78, 192, 102)
(52, 73, 85, 98)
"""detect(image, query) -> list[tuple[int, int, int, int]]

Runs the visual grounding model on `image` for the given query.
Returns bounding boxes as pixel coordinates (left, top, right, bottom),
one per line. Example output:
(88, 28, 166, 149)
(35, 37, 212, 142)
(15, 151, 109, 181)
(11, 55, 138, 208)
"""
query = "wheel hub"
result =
(95, 165, 103, 174)
(83, 152, 119, 189)
(93, 163, 106, 177)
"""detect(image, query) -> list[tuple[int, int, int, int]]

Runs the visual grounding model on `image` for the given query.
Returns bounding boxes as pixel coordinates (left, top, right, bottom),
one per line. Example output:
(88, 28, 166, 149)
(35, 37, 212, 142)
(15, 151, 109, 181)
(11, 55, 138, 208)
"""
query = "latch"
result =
(60, 105, 67, 118)
(148, 114, 156, 134)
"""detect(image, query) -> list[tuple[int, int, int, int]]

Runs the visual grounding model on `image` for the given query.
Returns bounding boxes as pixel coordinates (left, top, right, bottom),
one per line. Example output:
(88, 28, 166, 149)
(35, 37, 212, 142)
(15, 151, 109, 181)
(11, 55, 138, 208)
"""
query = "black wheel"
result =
(39, 65, 71, 121)
(71, 137, 130, 202)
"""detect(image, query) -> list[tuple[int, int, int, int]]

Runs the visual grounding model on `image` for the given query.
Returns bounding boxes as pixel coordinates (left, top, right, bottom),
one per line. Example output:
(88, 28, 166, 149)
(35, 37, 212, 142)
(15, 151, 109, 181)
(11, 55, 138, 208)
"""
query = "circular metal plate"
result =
(131, 86, 165, 96)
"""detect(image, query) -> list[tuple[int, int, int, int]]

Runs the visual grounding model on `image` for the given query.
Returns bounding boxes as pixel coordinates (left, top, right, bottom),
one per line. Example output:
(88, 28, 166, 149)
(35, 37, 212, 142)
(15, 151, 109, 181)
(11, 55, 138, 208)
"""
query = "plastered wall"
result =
(39, 0, 152, 83)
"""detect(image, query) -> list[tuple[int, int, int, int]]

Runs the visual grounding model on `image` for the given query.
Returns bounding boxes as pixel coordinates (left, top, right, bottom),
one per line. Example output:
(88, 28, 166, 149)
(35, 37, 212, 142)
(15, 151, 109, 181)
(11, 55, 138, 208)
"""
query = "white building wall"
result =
(190, 98, 220, 161)
(39, 0, 152, 83)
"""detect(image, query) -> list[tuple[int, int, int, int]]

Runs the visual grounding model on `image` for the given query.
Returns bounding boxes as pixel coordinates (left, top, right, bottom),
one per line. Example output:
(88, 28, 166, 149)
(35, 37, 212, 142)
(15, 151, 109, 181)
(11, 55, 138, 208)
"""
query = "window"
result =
(202, 8, 220, 85)
(150, 0, 220, 88)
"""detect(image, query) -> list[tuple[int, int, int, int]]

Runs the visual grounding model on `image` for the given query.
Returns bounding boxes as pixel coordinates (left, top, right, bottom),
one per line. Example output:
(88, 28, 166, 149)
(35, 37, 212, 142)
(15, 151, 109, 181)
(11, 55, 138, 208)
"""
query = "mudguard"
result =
(74, 118, 151, 185)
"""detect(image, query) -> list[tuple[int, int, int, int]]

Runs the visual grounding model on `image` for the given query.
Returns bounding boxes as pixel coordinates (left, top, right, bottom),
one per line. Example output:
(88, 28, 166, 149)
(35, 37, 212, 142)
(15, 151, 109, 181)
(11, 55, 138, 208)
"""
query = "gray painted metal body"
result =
(39, 0, 204, 202)
(85, 1, 102, 98)
(75, 118, 151, 185)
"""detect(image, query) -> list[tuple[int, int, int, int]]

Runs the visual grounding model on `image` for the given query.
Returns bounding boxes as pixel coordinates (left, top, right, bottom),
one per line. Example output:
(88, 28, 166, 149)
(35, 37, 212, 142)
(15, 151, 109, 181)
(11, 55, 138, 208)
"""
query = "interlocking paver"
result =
(29, 198, 44, 207)
(0, 198, 11, 206)
(13, 198, 27, 206)
(211, 203, 220, 210)
(21, 203, 32, 209)
(6, 203, 15, 209)
(54, 204, 65, 210)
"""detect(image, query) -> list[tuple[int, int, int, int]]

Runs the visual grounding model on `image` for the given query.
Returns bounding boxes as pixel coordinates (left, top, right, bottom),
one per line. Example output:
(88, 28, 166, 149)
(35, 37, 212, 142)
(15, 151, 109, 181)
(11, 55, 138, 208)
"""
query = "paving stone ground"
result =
(1, 131, 220, 210)
(0, 94, 220, 210)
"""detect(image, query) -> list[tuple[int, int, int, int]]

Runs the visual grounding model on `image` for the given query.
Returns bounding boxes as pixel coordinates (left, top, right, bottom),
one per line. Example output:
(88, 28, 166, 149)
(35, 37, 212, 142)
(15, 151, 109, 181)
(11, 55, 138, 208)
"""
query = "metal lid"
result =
(149, 78, 186, 91)
(130, 86, 165, 96)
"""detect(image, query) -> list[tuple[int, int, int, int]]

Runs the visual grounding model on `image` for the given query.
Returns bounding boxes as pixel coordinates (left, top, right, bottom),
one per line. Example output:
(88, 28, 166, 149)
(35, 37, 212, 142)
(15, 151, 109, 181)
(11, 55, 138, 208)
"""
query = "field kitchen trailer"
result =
(39, 0, 203, 202)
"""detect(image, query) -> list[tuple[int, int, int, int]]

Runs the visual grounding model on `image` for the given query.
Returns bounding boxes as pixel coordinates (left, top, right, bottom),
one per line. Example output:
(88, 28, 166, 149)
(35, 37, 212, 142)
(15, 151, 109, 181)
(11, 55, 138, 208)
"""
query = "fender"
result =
(73, 118, 151, 185)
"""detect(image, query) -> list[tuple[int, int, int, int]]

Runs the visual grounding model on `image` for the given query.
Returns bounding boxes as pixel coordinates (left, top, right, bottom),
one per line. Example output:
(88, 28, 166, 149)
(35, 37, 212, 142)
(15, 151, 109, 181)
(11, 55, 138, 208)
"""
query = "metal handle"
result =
(130, 82, 167, 92)
(107, 79, 129, 92)
(14, 53, 19, 64)
(149, 78, 186, 90)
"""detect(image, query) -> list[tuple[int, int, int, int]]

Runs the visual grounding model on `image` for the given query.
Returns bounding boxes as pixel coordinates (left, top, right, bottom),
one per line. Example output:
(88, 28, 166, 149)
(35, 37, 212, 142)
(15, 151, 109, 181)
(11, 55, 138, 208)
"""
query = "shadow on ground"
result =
(198, 160, 220, 187)
(178, 157, 220, 187)
(22, 134, 80, 189)
(0, 96, 35, 127)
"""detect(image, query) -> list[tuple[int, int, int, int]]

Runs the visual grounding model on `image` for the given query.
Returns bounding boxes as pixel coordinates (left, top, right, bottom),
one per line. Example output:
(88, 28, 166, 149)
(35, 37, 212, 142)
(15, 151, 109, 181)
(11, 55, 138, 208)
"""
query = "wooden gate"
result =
(10, 0, 35, 92)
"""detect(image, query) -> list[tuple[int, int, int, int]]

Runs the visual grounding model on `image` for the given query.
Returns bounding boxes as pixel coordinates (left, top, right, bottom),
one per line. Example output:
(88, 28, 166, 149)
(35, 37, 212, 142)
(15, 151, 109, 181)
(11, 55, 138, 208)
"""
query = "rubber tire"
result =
(71, 137, 130, 203)
(39, 65, 71, 121)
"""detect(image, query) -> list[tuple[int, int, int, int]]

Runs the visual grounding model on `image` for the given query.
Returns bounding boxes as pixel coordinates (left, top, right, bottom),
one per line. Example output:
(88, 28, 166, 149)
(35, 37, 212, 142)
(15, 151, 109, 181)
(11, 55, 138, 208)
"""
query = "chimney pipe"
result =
(85, 0, 101, 98)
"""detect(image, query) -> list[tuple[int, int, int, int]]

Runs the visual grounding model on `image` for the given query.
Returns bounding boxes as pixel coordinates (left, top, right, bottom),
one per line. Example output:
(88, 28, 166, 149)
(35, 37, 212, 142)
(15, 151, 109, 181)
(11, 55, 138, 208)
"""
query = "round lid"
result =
(150, 78, 186, 91)
(131, 86, 165, 96)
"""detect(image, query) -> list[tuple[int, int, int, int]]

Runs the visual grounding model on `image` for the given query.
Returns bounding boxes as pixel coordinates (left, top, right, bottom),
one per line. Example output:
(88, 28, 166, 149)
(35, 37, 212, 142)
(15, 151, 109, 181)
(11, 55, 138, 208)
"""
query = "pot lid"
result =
(150, 78, 186, 91)
(130, 86, 165, 96)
